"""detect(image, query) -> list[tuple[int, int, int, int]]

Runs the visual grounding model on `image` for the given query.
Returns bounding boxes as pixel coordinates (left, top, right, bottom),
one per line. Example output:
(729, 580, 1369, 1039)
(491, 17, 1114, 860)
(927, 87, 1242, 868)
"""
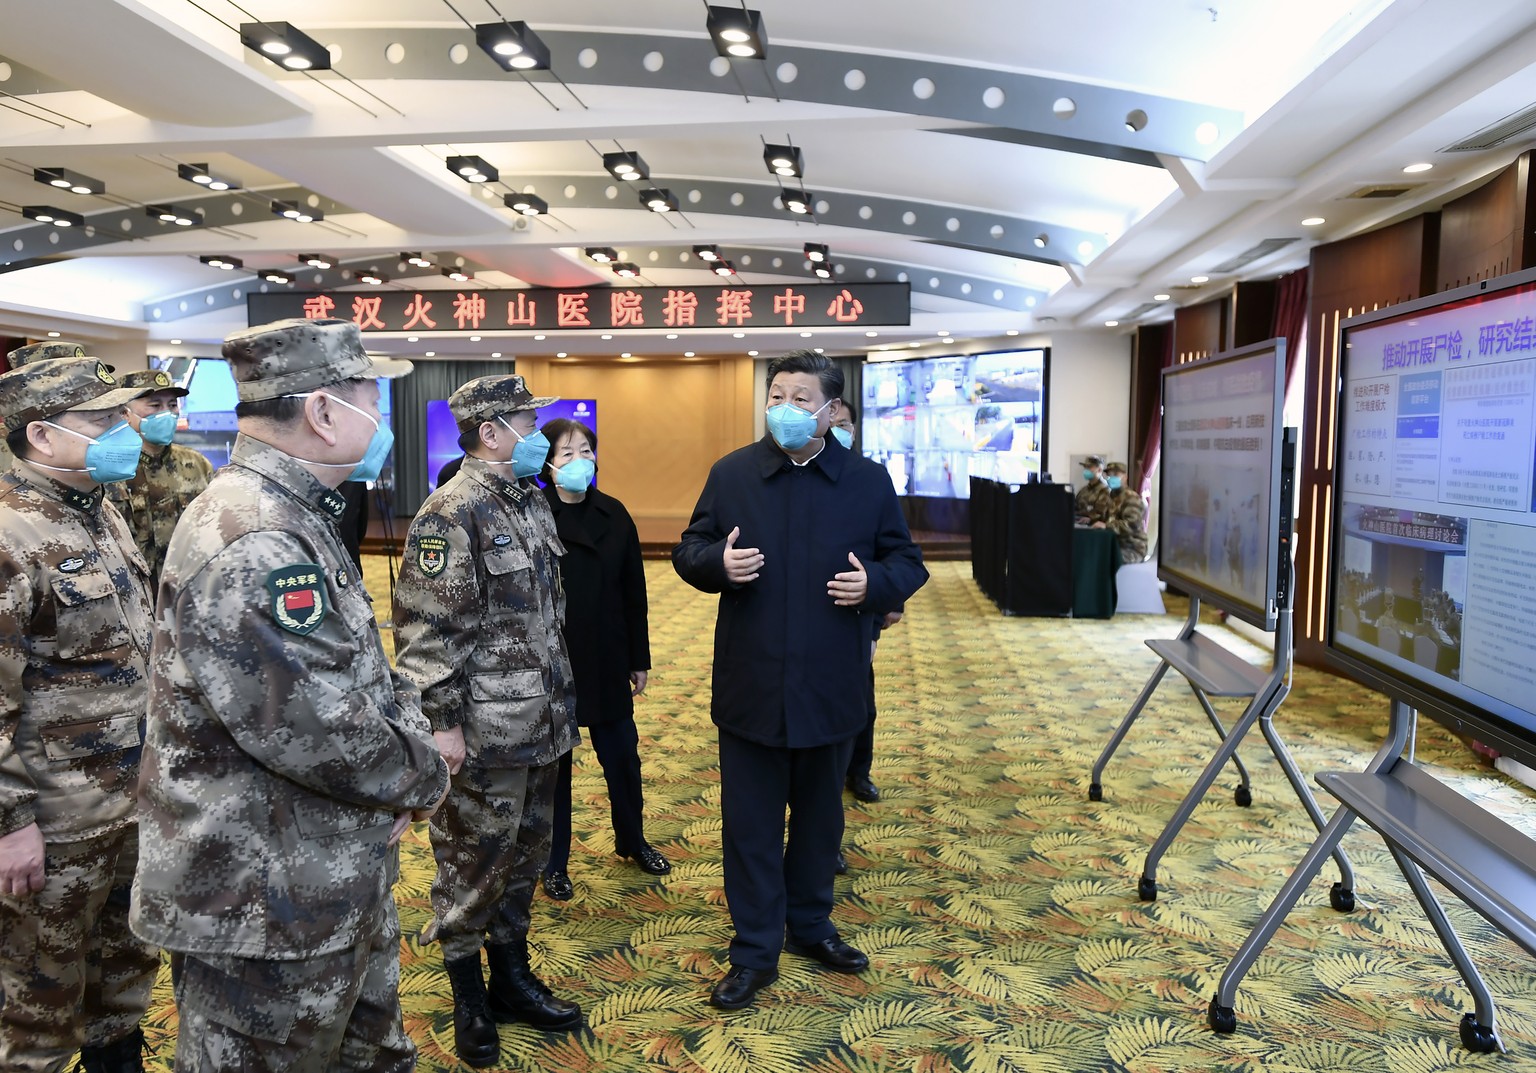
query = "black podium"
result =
(970, 478, 1075, 616)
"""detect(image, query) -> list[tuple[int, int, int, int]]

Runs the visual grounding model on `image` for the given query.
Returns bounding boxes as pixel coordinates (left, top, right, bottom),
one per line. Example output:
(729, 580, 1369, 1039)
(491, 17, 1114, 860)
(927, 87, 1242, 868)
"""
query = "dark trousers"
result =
(846, 664, 878, 781)
(718, 729, 854, 970)
(546, 717, 647, 873)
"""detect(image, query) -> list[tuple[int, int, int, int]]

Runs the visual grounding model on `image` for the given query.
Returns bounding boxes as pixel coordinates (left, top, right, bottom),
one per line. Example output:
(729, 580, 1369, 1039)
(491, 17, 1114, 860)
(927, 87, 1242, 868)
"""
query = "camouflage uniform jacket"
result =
(1107, 488, 1149, 563)
(131, 434, 450, 959)
(1075, 477, 1112, 525)
(393, 457, 578, 770)
(0, 465, 153, 842)
(107, 442, 214, 585)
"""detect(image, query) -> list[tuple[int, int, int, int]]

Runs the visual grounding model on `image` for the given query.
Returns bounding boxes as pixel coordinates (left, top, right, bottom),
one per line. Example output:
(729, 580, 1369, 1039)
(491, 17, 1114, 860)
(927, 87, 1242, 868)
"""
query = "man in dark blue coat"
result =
(672, 350, 928, 1009)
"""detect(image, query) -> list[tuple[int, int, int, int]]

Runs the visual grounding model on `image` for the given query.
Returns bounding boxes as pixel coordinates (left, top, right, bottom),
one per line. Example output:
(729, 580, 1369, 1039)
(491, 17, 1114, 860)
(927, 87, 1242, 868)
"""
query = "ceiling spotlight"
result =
(446, 155, 498, 184)
(585, 247, 619, 264)
(402, 252, 434, 268)
(199, 255, 243, 271)
(1301, 216, 1326, 226)
(176, 163, 239, 191)
(146, 203, 202, 227)
(358, 271, 387, 285)
(1403, 162, 1434, 174)
(603, 152, 650, 182)
(1153, 293, 1171, 302)
(694, 244, 722, 262)
(706, 5, 767, 59)
(262, 270, 293, 284)
(473, 20, 551, 70)
(1032, 234, 1048, 249)
(1190, 274, 1209, 284)
(762, 144, 803, 178)
(271, 200, 322, 223)
(612, 263, 640, 279)
(22, 205, 86, 227)
(32, 167, 104, 195)
(1104, 320, 1119, 327)
(812, 265, 832, 279)
(639, 188, 679, 213)
(442, 267, 473, 283)
(300, 254, 333, 269)
(804, 242, 828, 263)
(779, 190, 813, 215)
(503, 192, 548, 216)
(713, 260, 736, 277)
(238, 21, 332, 70)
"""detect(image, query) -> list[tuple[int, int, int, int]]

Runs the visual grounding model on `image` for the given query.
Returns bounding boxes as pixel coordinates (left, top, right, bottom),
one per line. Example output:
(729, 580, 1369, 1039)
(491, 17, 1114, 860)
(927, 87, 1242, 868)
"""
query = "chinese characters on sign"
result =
(250, 283, 911, 332)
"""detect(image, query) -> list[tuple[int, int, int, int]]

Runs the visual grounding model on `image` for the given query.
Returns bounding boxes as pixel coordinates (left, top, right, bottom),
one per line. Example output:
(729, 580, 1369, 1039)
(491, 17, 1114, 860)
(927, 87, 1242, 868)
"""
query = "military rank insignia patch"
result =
(416, 535, 449, 577)
(266, 564, 328, 635)
(492, 533, 512, 547)
(57, 556, 85, 573)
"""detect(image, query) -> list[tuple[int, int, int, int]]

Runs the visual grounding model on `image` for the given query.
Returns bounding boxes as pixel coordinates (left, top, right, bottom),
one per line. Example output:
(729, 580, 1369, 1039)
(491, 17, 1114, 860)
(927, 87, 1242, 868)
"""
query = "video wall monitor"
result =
(860, 348, 1047, 498)
(425, 398, 597, 490)
(1328, 267, 1536, 770)
(1158, 339, 1287, 631)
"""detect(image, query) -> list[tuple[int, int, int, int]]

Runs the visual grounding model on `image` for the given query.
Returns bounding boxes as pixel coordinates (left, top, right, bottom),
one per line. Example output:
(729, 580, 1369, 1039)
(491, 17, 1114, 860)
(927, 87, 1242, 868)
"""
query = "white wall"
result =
(1046, 328, 1132, 482)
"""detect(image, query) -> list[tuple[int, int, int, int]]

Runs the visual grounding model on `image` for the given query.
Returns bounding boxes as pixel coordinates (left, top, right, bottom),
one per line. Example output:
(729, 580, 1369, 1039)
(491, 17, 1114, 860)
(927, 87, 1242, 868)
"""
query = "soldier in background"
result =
(131, 319, 450, 1072)
(394, 374, 582, 1068)
(0, 357, 159, 1072)
(1099, 461, 1148, 563)
(107, 370, 214, 585)
(1074, 454, 1112, 526)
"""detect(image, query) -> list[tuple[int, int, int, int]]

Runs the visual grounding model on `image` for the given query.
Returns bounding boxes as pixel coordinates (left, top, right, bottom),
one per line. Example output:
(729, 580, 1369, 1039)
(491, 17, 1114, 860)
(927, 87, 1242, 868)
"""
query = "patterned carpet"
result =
(135, 558, 1536, 1072)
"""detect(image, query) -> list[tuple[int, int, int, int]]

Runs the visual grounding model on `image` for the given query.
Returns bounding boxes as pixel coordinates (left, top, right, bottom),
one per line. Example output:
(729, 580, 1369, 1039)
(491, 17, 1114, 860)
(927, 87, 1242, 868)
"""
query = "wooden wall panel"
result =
(1173, 297, 1228, 363)
(1436, 152, 1532, 290)
(1231, 279, 1278, 349)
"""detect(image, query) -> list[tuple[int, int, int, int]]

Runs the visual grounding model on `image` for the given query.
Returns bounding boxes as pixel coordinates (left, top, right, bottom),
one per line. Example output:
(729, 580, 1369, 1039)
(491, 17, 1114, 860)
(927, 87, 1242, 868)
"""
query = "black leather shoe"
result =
(623, 844, 672, 875)
(542, 870, 574, 901)
(484, 942, 583, 1031)
(847, 774, 880, 802)
(835, 851, 848, 875)
(708, 965, 778, 1009)
(785, 935, 869, 974)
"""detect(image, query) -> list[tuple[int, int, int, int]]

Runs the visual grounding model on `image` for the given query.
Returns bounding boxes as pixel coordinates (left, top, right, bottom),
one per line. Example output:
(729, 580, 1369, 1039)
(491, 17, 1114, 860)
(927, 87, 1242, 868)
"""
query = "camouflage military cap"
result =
(1083, 454, 1104, 468)
(118, 369, 189, 398)
(223, 318, 413, 402)
(0, 357, 151, 432)
(1103, 460, 1127, 475)
(7, 340, 87, 369)
(449, 374, 558, 432)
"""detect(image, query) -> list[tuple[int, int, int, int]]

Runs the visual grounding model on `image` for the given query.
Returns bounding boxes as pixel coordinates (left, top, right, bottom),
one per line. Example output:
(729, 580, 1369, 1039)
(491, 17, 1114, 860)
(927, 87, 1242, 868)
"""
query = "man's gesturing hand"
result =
(828, 552, 868, 606)
(723, 526, 764, 585)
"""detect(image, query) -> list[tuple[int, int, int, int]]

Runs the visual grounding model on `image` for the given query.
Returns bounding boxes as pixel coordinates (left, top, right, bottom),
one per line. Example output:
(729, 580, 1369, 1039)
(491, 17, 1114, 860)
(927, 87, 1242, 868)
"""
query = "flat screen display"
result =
(1329, 268, 1536, 769)
(860, 348, 1047, 498)
(425, 398, 597, 490)
(1158, 340, 1287, 630)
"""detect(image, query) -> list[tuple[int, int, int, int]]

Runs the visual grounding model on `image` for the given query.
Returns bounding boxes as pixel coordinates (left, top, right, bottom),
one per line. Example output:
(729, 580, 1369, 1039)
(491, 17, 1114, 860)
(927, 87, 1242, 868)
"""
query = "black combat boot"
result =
(484, 940, 583, 1031)
(443, 954, 501, 1067)
(75, 1027, 144, 1073)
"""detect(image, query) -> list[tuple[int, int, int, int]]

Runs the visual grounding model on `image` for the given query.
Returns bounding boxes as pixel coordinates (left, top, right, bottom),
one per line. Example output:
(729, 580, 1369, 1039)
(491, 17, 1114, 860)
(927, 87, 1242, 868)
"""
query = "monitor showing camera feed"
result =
(425, 398, 596, 490)
(860, 348, 1047, 498)
(1329, 267, 1536, 769)
(1158, 340, 1287, 630)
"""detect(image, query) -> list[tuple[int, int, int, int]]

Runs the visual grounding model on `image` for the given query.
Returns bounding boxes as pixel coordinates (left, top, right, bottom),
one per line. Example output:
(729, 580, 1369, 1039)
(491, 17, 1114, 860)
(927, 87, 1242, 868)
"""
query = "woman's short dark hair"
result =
(538, 418, 596, 485)
(765, 349, 842, 403)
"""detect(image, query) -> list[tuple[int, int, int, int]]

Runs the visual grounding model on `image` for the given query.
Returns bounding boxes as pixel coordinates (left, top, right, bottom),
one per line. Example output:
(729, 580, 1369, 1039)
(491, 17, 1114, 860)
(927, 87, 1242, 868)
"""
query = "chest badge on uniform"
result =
(416, 535, 449, 577)
(57, 556, 85, 573)
(492, 534, 512, 547)
(266, 564, 328, 636)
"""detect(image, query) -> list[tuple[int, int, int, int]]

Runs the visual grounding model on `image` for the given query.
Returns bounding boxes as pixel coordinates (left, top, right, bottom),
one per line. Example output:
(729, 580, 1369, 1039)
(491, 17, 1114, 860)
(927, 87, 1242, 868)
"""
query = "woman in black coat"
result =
(538, 418, 668, 900)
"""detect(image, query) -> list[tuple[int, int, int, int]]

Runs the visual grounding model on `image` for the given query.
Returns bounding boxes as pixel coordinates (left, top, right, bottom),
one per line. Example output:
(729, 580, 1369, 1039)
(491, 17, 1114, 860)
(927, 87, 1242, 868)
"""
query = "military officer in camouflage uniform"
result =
(0, 356, 160, 1072)
(393, 374, 582, 1067)
(1074, 453, 1112, 526)
(1100, 461, 1148, 563)
(106, 370, 214, 585)
(0, 341, 93, 471)
(131, 319, 450, 1073)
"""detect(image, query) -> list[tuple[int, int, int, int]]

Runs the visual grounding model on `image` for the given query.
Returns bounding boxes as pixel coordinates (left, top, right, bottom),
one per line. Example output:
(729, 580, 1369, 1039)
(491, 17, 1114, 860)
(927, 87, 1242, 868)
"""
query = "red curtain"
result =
(1272, 266, 1309, 387)
(1136, 326, 1176, 499)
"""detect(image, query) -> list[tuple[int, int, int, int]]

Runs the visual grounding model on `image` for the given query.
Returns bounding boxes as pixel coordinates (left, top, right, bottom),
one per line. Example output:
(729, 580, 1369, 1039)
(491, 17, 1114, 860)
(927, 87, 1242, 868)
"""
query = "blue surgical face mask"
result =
(284, 390, 394, 483)
(1081, 469, 1096, 483)
(553, 457, 596, 493)
(1106, 475, 1123, 491)
(765, 399, 831, 451)
(831, 426, 854, 450)
(499, 416, 549, 479)
(40, 420, 143, 484)
(138, 410, 178, 446)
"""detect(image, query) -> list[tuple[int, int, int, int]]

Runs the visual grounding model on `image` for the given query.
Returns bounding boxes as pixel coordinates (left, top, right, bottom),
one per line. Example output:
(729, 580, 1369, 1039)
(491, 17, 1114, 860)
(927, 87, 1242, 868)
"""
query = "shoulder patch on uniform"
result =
(416, 535, 449, 577)
(492, 533, 512, 547)
(266, 564, 328, 635)
(57, 556, 85, 573)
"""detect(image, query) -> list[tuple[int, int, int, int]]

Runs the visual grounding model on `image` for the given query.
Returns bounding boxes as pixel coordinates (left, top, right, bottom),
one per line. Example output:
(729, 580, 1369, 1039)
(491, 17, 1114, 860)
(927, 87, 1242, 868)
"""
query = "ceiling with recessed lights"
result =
(2, 0, 1535, 360)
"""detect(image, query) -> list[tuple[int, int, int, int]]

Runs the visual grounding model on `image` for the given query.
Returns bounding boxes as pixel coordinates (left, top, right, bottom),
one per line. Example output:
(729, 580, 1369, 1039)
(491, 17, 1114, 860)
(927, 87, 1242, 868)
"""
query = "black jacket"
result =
(543, 484, 650, 726)
(672, 435, 927, 748)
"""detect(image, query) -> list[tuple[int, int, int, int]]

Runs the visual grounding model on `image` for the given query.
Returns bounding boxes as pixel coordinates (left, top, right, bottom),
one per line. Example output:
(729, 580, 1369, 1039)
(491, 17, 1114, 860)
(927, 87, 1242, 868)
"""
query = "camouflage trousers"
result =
(423, 760, 558, 961)
(0, 826, 157, 1073)
(170, 895, 414, 1073)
